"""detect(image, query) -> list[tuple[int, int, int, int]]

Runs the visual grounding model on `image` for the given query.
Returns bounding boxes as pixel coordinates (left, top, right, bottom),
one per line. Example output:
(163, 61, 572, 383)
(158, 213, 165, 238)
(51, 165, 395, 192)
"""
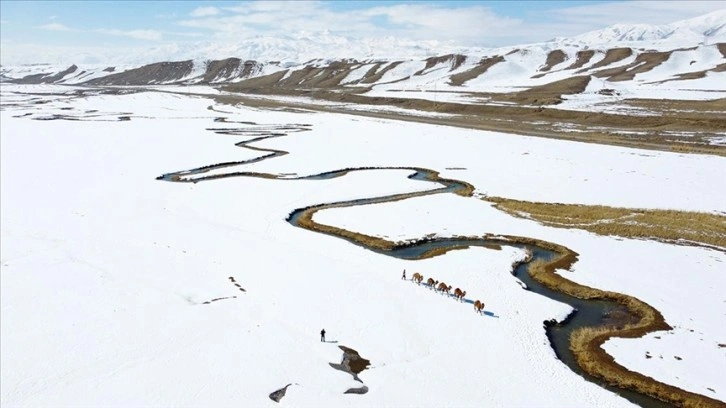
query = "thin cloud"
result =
(360, 4, 521, 40)
(179, 1, 520, 43)
(165, 31, 204, 38)
(156, 12, 178, 20)
(96, 29, 163, 41)
(190, 6, 220, 17)
(36, 23, 75, 32)
(547, 1, 726, 26)
(177, 1, 726, 47)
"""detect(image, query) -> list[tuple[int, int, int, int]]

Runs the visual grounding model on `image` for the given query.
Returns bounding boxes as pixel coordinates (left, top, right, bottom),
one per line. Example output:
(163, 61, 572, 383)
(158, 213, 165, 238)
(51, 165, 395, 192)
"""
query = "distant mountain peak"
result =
(572, 9, 726, 45)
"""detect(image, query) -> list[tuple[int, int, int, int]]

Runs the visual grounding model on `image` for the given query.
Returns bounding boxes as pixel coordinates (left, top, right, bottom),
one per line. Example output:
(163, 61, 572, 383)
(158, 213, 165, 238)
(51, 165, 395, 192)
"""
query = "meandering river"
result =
(158, 117, 693, 407)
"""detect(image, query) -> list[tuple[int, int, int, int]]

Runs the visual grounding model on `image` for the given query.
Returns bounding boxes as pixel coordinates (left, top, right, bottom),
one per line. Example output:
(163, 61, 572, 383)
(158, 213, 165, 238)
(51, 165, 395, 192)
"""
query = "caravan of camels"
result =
(410, 272, 484, 314)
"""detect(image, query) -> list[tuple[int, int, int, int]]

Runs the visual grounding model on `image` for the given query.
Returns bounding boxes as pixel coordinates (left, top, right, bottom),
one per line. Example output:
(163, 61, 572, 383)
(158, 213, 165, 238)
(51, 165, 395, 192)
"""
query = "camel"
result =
(437, 282, 452, 295)
(474, 300, 485, 314)
(412, 272, 424, 284)
(453, 288, 466, 302)
(426, 278, 439, 289)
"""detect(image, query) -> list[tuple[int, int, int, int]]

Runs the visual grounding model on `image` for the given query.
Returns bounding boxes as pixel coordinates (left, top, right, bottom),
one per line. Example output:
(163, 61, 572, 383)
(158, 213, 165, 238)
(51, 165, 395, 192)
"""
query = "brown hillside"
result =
(502, 75, 591, 105)
(449, 56, 504, 86)
(539, 50, 567, 72)
(653, 63, 726, 83)
(718, 43, 726, 58)
(225, 70, 288, 91)
(203, 58, 240, 83)
(359, 61, 403, 84)
(85, 60, 194, 85)
(578, 48, 632, 72)
(414, 54, 467, 76)
(566, 50, 597, 70)
(299, 61, 359, 88)
(593, 51, 671, 82)
(12, 64, 78, 84)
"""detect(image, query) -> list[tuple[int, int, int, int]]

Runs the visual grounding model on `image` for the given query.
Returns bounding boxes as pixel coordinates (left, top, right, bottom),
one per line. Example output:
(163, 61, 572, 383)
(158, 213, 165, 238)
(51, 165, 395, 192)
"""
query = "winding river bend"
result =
(158, 116, 719, 408)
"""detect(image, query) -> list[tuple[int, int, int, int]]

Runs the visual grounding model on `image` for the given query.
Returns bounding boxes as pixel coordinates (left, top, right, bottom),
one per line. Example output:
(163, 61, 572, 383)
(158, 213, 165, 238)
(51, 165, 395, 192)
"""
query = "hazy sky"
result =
(1, 0, 725, 65)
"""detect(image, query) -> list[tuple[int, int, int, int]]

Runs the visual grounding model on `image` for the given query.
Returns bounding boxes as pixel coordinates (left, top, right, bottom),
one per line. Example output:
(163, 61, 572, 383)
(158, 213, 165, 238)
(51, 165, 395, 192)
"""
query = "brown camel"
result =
(437, 282, 452, 295)
(412, 272, 424, 284)
(426, 278, 439, 289)
(474, 300, 485, 314)
(454, 288, 466, 302)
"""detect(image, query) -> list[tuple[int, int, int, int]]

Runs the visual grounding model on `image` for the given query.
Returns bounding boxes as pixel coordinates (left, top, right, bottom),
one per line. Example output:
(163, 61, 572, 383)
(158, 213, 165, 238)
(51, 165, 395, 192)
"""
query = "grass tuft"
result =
(487, 197, 726, 251)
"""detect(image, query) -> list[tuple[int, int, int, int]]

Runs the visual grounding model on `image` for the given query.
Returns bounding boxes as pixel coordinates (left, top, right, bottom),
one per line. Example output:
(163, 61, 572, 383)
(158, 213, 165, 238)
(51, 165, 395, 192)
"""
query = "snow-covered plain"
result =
(2, 85, 725, 406)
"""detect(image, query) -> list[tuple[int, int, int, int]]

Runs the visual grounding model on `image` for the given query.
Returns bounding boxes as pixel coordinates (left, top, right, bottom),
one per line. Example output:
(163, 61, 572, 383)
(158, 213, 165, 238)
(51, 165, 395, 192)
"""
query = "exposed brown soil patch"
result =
(329, 345, 370, 394)
(415, 54, 467, 76)
(539, 50, 567, 72)
(593, 51, 672, 82)
(717, 43, 726, 59)
(203, 58, 241, 83)
(86, 60, 194, 86)
(201, 58, 265, 84)
(338, 346, 370, 375)
(274, 61, 360, 89)
(280, 66, 319, 87)
(354, 63, 382, 83)
(580, 48, 633, 72)
(359, 61, 403, 84)
(567, 50, 597, 70)
(653, 62, 726, 83)
(671, 69, 709, 81)
(226, 70, 288, 91)
(310, 61, 360, 88)
(13, 64, 78, 84)
(449, 56, 504, 86)
(44, 65, 78, 83)
(501, 75, 591, 105)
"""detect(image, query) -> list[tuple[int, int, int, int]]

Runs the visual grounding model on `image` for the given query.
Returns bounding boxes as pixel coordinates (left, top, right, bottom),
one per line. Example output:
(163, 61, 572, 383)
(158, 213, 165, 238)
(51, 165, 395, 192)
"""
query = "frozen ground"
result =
(1, 85, 724, 406)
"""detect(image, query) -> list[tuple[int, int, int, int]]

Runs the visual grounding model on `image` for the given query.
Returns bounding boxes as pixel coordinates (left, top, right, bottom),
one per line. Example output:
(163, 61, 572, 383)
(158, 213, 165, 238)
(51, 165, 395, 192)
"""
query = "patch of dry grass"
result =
(488, 197, 726, 251)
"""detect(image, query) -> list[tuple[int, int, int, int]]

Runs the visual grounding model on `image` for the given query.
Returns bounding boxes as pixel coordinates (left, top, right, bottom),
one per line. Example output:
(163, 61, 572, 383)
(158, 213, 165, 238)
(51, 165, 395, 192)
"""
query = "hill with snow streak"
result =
(2, 10, 725, 104)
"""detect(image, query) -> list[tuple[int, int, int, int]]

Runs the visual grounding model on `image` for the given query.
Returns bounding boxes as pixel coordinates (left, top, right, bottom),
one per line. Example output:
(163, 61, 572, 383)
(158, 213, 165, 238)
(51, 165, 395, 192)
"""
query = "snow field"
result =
(3, 86, 725, 406)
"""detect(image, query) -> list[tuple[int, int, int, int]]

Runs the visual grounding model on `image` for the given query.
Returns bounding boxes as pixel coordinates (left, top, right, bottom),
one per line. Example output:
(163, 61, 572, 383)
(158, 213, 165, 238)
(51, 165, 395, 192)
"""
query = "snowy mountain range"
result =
(2, 10, 724, 98)
(570, 9, 725, 45)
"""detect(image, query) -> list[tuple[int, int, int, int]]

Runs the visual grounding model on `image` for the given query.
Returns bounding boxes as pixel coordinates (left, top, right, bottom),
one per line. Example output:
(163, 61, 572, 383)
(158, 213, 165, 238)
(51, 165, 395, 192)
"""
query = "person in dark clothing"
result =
(320, 328, 326, 342)
(402, 269, 406, 280)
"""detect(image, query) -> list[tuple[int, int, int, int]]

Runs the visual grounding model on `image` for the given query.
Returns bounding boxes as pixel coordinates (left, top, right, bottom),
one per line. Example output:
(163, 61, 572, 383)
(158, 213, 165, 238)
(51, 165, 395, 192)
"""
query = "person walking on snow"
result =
(320, 328, 326, 342)
(402, 269, 406, 280)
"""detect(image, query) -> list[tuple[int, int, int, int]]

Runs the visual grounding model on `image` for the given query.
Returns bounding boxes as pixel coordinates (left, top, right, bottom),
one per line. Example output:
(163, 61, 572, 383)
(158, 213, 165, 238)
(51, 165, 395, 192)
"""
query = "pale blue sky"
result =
(1, 1, 724, 64)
